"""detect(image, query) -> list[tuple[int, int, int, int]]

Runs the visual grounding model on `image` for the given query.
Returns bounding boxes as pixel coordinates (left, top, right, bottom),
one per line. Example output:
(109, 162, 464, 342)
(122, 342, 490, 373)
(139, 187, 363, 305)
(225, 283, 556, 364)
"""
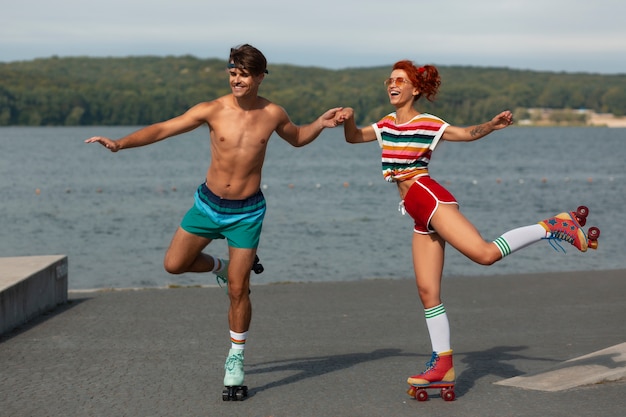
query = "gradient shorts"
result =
(180, 183, 266, 248)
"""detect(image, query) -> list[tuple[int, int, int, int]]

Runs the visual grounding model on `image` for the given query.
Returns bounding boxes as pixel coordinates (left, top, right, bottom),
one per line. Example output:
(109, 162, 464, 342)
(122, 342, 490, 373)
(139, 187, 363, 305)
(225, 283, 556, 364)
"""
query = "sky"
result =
(1, 0, 625, 75)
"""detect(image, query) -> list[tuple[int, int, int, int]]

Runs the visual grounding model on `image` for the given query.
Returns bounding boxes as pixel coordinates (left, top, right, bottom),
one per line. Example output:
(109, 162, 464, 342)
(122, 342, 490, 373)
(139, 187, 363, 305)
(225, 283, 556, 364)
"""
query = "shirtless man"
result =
(86, 44, 342, 396)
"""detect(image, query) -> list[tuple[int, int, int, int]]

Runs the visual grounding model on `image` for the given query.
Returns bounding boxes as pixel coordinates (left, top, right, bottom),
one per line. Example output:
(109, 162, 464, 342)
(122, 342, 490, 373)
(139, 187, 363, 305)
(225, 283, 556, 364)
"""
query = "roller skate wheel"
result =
(441, 387, 456, 401)
(222, 386, 248, 401)
(415, 389, 428, 401)
(588, 226, 600, 240)
(575, 206, 589, 226)
(252, 255, 264, 274)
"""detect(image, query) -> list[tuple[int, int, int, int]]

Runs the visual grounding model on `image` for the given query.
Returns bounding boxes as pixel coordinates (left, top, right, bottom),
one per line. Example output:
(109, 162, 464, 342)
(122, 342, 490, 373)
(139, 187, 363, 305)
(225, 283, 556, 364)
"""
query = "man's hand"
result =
(85, 136, 121, 152)
(319, 107, 344, 128)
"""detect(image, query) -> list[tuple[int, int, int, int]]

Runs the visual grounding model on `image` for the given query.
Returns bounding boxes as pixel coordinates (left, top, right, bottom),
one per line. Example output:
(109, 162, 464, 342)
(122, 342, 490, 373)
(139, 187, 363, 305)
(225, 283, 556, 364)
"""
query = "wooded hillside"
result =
(1, 55, 624, 126)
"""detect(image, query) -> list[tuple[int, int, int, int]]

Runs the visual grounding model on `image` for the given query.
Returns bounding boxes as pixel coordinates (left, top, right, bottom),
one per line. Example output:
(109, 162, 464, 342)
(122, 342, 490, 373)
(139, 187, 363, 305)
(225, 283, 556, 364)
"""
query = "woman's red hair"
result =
(392, 60, 441, 102)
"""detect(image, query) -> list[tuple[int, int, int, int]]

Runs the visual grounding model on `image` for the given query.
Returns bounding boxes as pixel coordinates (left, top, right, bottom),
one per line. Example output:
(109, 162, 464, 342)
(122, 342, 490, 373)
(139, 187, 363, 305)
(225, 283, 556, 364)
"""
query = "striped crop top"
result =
(372, 112, 449, 182)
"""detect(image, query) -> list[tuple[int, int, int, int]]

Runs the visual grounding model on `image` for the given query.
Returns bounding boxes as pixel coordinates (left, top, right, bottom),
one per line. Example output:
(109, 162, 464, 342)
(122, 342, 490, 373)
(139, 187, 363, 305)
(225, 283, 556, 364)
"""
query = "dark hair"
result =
(228, 44, 268, 76)
(392, 60, 441, 102)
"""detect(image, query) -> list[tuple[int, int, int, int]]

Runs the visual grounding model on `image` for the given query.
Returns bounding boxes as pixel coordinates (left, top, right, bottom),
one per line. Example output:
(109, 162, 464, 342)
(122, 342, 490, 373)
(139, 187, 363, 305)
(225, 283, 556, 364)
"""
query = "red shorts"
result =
(402, 176, 458, 234)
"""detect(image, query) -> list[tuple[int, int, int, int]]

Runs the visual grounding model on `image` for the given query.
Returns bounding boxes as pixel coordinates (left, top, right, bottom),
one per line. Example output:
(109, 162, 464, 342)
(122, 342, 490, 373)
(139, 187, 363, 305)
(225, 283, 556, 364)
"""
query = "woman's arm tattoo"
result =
(469, 123, 490, 137)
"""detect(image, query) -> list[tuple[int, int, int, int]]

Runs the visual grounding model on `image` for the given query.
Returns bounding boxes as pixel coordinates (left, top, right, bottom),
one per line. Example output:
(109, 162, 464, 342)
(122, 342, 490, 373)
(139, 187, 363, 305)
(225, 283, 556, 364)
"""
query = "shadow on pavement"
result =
(456, 345, 558, 397)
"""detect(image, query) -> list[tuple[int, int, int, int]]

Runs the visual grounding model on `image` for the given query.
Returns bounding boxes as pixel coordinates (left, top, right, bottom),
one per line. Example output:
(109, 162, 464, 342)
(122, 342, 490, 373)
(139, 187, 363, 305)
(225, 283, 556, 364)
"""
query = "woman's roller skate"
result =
(538, 205, 600, 252)
(407, 350, 456, 402)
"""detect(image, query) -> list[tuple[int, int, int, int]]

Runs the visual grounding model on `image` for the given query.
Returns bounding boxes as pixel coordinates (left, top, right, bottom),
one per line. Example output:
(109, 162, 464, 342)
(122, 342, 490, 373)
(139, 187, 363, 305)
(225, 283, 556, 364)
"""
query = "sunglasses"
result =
(384, 77, 412, 87)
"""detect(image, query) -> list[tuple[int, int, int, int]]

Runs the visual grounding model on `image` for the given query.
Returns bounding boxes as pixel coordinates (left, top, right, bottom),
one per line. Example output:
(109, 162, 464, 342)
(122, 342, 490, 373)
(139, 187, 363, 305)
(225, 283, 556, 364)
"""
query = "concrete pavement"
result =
(1, 269, 624, 417)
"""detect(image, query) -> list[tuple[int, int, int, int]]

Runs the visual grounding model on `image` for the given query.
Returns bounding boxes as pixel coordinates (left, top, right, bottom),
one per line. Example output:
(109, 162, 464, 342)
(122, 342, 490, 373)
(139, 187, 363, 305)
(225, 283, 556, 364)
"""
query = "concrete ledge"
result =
(495, 342, 626, 391)
(0, 255, 68, 336)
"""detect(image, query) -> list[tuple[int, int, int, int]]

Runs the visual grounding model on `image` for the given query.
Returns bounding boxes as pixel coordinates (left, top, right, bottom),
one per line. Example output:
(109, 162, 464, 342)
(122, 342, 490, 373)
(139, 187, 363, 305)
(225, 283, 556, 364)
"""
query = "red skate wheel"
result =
(588, 226, 600, 240)
(569, 206, 589, 226)
(441, 388, 456, 401)
(575, 206, 589, 226)
(574, 215, 586, 226)
(415, 389, 428, 401)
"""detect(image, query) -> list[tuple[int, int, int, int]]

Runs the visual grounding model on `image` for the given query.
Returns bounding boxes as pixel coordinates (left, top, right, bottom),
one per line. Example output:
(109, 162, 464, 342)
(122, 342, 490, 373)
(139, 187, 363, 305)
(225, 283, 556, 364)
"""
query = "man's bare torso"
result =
(200, 95, 285, 200)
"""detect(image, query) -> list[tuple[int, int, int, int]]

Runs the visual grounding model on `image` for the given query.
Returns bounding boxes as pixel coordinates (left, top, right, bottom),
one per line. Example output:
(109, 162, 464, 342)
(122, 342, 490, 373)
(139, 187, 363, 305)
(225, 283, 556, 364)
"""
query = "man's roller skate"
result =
(538, 205, 600, 252)
(222, 349, 248, 401)
(214, 255, 264, 290)
(407, 350, 456, 402)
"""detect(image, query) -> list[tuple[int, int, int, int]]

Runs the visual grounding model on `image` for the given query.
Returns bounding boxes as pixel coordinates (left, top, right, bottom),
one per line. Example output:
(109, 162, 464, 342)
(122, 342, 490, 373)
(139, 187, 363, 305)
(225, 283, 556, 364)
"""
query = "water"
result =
(1, 126, 624, 290)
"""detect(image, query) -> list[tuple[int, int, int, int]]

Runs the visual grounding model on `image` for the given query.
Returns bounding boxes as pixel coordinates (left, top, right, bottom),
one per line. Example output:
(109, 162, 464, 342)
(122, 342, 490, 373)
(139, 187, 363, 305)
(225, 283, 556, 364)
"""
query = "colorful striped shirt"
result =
(372, 112, 449, 182)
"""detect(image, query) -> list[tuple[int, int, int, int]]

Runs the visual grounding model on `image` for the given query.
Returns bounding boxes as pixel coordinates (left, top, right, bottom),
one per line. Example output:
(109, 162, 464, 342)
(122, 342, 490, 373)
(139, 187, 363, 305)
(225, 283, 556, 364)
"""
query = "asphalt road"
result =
(1, 269, 624, 417)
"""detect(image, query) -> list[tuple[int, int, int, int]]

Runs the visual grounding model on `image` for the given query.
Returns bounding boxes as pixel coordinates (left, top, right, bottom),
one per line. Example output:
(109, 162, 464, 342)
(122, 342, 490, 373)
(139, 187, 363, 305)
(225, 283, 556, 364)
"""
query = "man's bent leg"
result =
(163, 227, 214, 274)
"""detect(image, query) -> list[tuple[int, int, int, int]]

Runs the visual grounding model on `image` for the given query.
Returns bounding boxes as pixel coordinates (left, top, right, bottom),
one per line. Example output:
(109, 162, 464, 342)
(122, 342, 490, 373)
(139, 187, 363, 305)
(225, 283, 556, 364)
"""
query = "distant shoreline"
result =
(587, 112, 626, 128)
(519, 108, 626, 128)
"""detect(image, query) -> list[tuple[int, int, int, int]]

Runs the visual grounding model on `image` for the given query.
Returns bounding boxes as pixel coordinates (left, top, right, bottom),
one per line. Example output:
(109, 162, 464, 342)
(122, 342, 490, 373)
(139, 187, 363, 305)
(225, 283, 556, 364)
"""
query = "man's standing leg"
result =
(222, 248, 256, 399)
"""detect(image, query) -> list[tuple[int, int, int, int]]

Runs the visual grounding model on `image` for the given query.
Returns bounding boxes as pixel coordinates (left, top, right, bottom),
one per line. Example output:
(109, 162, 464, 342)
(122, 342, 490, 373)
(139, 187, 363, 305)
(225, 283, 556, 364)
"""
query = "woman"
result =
(338, 60, 598, 391)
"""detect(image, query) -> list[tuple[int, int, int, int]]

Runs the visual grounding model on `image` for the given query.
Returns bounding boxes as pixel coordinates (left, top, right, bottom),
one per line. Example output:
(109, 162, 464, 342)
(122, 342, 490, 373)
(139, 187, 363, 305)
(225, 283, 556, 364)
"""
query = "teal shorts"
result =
(180, 183, 266, 249)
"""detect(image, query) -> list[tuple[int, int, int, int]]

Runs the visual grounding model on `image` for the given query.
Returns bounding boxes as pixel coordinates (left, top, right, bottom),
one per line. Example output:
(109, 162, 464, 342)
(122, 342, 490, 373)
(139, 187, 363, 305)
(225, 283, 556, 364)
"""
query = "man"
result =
(86, 44, 342, 397)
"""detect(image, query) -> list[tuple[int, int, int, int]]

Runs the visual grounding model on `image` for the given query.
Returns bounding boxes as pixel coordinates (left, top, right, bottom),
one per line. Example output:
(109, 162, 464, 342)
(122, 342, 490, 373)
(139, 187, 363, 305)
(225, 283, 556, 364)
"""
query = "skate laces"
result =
(423, 352, 439, 373)
(215, 272, 229, 294)
(216, 275, 227, 288)
(214, 259, 229, 290)
(543, 233, 568, 253)
(225, 352, 243, 372)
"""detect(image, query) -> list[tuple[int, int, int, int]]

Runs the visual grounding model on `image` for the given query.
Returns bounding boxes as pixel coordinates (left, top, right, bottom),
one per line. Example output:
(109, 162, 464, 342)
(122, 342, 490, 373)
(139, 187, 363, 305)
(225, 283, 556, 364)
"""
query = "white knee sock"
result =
(425, 304, 450, 353)
(493, 224, 548, 257)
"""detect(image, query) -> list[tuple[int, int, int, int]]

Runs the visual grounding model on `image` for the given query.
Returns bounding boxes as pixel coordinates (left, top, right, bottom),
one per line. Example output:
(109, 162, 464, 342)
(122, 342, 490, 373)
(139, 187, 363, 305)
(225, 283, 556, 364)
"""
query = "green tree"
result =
(602, 87, 626, 116)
